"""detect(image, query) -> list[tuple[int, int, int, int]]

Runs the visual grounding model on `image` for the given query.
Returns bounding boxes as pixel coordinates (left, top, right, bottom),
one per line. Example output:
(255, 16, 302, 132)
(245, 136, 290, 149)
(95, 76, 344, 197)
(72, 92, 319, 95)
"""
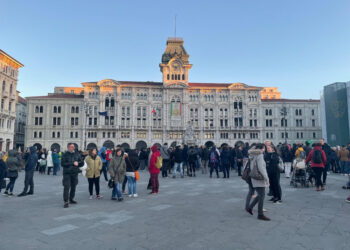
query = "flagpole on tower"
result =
(174, 15, 177, 40)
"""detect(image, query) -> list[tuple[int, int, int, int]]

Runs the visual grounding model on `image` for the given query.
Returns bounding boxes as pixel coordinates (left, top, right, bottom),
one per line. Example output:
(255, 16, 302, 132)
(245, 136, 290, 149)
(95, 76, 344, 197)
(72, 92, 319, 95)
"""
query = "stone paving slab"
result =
(1, 170, 350, 250)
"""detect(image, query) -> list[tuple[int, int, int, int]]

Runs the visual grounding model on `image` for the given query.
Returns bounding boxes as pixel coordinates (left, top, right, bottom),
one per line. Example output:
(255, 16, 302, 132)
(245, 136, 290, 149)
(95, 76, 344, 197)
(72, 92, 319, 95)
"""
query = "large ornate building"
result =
(25, 38, 322, 151)
(0, 50, 23, 151)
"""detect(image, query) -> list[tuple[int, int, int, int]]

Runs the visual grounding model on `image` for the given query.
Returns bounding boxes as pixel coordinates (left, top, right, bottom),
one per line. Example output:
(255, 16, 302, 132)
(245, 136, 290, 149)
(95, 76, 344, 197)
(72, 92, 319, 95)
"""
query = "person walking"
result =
(17, 147, 38, 197)
(125, 149, 140, 197)
(109, 149, 126, 201)
(61, 143, 84, 208)
(172, 145, 184, 178)
(3, 150, 21, 196)
(236, 145, 244, 176)
(201, 145, 209, 174)
(160, 143, 171, 178)
(338, 145, 350, 175)
(85, 148, 103, 199)
(52, 149, 60, 175)
(320, 138, 332, 186)
(281, 144, 293, 178)
(245, 143, 270, 221)
(47, 150, 54, 175)
(209, 146, 220, 178)
(188, 146, 197, 177)
(149, 145, 161, 194)
(306, 143, 327, 191)
(265, 141, 282, 204)
(221, 145, 231, 178)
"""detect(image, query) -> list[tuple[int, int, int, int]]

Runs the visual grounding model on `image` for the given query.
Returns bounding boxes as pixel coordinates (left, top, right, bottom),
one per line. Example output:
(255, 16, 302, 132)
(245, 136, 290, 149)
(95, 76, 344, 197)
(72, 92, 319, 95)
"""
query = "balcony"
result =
(2, 90, 8, 98)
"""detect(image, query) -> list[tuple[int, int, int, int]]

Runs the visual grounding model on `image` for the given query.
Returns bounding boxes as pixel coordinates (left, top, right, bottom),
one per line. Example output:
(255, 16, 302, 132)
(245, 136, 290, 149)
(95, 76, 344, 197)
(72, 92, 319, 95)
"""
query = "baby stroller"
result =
(290, 159, 309, 188)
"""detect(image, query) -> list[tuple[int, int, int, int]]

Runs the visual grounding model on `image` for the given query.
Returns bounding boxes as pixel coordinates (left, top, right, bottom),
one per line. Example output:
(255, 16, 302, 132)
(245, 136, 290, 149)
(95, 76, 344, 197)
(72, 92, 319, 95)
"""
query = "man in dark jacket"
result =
(320, 138, 332, 185)
(172, 146, 184, 178)
(18, 146, 38, 197)
(61, 143, 84, 208)
(201, 145, 209, 174)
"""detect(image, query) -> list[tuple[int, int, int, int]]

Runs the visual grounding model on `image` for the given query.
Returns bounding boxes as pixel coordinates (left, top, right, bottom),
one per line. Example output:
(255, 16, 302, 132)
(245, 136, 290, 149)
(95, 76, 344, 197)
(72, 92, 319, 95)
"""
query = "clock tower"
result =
(159, 38, 192, 87)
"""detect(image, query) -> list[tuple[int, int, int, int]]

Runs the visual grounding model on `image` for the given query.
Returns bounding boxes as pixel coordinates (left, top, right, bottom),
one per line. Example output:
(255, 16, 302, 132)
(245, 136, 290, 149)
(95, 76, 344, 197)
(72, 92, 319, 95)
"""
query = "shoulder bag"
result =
(249, 159, 264, 181)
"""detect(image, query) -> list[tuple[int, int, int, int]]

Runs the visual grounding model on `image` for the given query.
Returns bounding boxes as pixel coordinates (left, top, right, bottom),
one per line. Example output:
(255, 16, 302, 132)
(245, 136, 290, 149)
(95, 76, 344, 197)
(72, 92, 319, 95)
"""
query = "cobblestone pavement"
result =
(1, 170, 350, 250)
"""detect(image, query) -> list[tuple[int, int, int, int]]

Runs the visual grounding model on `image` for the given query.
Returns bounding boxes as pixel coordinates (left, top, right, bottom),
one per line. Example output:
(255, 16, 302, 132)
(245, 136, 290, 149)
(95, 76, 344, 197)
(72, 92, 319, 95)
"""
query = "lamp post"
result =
(83, 101, 89, 150)
(280, 106, 288, 144)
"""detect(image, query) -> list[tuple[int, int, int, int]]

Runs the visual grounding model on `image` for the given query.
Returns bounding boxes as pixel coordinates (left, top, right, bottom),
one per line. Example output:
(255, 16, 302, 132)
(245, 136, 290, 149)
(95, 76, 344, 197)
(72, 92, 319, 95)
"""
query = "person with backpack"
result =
(320, 138, 332, 186)
(209, 146, 220, 178)
(160, 143, 171, 178)
(109, 148, 126, 201)
(305, 143, 327, 191)
(3, 150, 21, 196)
(149, 145, 161, 194)
(295, 144, 306, 159)
(188, 146, 197, 177)
(245, 143, 270, 221)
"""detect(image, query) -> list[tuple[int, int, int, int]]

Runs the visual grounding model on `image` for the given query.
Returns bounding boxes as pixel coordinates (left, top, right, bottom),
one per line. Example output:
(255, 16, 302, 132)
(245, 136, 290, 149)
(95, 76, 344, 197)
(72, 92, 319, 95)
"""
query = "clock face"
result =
(172, 62, 180, 71)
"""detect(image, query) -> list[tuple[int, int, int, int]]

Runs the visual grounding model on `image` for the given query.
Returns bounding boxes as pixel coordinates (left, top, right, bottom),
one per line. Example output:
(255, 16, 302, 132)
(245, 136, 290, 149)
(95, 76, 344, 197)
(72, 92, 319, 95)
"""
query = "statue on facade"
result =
(183, 122, 196, 146)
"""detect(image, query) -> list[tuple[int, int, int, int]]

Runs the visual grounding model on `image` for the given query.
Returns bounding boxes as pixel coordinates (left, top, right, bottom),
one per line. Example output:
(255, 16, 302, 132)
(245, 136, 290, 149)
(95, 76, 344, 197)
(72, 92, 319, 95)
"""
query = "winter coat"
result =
(264, 151, 280, 175)
(61, 151, 84, 175)
(201, 147, 210, 161)
(281, 147, 293, 163)
(338, 148, 349, 162)
(188, 148, 197, 163)
(24, 147, 38, 171)
(172, 147, 183, 163)
(47, 151, 54, 167)
(126, 150, 140, 173)
(221, 149, 231, 165)
(295, 147, 305, 158)
(160, 145, 171, 160)
(149, 145, 161, 174)
(248, 149, 269, 188)
(6, 150, 21, 177)
(109, 156, 126, 183)
(98, 147, 107, 164)
(305, 146, 327, 168)
(85, 155, 102, 178)
(182, 146, 188, 162)
(52, 152, 60, 164)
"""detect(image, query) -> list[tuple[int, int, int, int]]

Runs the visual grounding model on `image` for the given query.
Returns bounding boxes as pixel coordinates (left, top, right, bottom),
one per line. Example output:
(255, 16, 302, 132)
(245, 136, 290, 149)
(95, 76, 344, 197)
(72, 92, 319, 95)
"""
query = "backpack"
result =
(155, 156, 163, 169)
(312, 150, 323, 164)
(210, 151, 217, 164)
(40, 159, 47, 166)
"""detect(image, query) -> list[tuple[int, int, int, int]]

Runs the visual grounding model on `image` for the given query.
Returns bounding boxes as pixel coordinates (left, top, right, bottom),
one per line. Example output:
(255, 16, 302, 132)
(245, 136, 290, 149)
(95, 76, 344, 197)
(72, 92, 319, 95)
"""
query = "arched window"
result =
(167, 74, 170, 80)
(105, 97, 109, 108)
(269, 109, 272, 116)
(40, 106, 43, 113)
(111, 98, 115, 107)
(75, 106, 79, 113)
(34, 132, 37, 138)
(182, 74, 185, 80)
(35, 106, 39, 113)
(58, 106, 61, 113)
(178, 74, 180, 80)
(2, 81, 5, 91)
(53, 106, 57, 113)
(71, 106, 75, 113)
(9, 84, 12, 94)
(39, 132, 42, 138)
(175, 74, 178, 80)
(57, 132, 60, 138)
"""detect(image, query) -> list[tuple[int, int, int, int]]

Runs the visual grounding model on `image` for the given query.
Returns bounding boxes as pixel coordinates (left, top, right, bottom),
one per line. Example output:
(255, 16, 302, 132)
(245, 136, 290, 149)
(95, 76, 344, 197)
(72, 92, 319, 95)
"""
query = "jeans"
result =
(150, 173, 159, 193)
(122, 176, 128, 192)
(323, 163, 329, 184)
(127, 176, 137, 195)
(6, 177, 17, 192)
(248, 187, 265, 216)
(268, 171, 282, 201)
(237, 160, 243, 176)
(222, 163, 230, 178)
(173, 162, 183, 177)
(340, 161, 349, 174)
(112, 182, 122, 198)
(100, 163, 108, 181)
(88, 177, 100, 196)
(313, 167, 323, 188)
(23, 170, 34, 194)
(245, 179, 255, 210)
(47, 166, 53, 175)
(188, 161, 196, 176)
(202, 160, 209, 174)
(162, 159, 170, 177)
(62, 174, 78, 202)
(53, 163, 59, 175)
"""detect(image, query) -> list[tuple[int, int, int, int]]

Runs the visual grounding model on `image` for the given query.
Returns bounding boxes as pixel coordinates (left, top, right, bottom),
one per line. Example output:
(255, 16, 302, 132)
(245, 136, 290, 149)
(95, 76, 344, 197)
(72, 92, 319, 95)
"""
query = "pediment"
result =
(97, 79, 120, 87)
(164, 82, 189, 88)
(228, 83, 248, 89)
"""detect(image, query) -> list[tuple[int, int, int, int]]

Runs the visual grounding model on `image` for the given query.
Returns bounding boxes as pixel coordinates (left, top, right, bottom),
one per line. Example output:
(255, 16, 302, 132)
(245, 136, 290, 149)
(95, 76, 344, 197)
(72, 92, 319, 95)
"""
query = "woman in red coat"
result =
(149, 145, 160, 194)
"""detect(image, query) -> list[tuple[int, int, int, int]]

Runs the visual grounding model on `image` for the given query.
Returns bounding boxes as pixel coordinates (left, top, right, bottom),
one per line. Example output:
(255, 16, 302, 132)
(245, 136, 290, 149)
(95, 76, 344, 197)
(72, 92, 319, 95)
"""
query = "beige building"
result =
(261, 87, 282, 99)
(24, 38, 321, 151)
(0, 50, 23, 151)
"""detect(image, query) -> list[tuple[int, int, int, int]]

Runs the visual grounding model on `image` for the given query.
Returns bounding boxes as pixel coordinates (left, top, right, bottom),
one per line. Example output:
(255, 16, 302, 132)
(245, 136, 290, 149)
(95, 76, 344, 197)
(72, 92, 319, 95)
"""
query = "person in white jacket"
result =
(47, 150, 54, 175)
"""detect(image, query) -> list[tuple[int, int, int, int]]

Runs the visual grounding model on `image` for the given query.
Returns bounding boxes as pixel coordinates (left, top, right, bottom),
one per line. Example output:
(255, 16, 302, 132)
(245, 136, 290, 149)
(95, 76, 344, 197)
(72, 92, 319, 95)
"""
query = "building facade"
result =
(14, 95, 27, 151)
(0, 50, 23, 151)
(25, 38, 322, 151)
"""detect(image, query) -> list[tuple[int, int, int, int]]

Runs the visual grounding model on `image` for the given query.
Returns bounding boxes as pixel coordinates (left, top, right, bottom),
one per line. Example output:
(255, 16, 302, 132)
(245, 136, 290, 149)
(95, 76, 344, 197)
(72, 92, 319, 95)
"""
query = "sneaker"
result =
(17, 192, 27, 197)
(27, 192, 34, 195)
(89, 196, 93, 200)
(64, 202, 69, 208)
(96, 195, 103, 199)
(263, 208, 268, 212)
(274, 200, 282, 204)
(128, 194, 133, 198)
(117, 197, 123, 202)
(69, 200, 77, 204)
(258, 215, 271, 221)
(269, 197, 275, 202)
(133, 194, 138, 198)
(8, 192, 13, 196)
(3, 191, 8, 196)
(111, 197, 117, 201)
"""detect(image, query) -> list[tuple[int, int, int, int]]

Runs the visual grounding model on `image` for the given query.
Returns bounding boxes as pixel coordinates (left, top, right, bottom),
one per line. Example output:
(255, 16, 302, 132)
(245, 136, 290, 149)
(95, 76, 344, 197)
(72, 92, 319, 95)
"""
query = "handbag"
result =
(127, 157, 139, 181)
(278, 157, 284, 172)
(249, 160, 264, 180)
(108, 179, 114, 189)
(241, 159, 251, 181)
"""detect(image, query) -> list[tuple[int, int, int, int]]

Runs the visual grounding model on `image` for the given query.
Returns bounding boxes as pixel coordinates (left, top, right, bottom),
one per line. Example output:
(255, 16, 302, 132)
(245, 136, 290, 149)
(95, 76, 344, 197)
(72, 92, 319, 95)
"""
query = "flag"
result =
(98, 111, 108, 117)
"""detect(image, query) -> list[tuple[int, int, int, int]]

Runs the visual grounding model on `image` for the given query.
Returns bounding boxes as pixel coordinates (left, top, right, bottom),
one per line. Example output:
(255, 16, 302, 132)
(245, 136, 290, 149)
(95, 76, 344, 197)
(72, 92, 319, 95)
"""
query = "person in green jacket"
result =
(3, 150, 21, 196)
(52, 149, 60, 175)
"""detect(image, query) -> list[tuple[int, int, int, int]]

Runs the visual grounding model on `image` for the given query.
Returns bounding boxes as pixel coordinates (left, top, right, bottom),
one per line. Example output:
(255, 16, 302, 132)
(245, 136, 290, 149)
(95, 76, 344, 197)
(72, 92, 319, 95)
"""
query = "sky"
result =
(1, 0, 350, 99)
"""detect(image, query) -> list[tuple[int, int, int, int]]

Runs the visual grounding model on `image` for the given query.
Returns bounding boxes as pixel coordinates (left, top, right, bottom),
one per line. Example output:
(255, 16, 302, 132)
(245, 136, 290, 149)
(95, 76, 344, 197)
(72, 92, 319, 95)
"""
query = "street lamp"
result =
(280, 106, 288, 144)
(83, 101, 89, 150)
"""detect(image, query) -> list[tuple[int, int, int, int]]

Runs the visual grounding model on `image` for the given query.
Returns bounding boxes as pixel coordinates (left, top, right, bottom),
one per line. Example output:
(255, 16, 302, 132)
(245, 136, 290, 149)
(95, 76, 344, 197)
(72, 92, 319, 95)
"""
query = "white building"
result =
(14, 95, 27, 151)
(24, 38, 322, 151)
(0, 49, 23, 151)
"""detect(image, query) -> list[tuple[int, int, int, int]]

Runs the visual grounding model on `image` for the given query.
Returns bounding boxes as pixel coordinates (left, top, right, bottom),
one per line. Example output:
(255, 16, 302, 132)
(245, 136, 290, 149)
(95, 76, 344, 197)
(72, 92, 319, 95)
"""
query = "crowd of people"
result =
(1, 138, 350, 217)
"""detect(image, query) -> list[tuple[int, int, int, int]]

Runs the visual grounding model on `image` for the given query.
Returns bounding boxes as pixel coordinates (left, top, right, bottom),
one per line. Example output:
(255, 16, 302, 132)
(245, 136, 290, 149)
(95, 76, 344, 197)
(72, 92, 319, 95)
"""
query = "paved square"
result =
(1, 170, 350, 250)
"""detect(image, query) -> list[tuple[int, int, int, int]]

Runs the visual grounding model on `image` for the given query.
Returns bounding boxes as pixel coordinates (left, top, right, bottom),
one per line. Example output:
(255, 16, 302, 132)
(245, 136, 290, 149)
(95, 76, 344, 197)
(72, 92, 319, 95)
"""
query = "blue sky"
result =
(2, 0, 350, 98)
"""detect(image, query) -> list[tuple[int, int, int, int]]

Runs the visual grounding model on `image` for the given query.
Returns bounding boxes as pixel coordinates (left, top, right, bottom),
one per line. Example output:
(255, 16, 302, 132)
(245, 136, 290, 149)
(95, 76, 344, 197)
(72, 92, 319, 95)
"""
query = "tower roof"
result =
(161, 37, 189, 64)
